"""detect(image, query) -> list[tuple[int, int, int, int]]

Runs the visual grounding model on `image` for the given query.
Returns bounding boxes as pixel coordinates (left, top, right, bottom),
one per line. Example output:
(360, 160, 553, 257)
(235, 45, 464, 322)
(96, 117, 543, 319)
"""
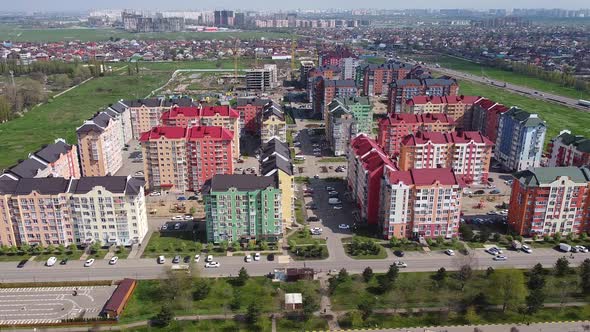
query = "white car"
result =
(338, 224, 350, 229)
(333, 205, 343, 210)
(194, 254, 200, 262)
(149, 191, 161, 197)
(245, 254, 252, 263)
(576, 245, 589, 253)
(394, 261, 407, 268)
(310, 227, 323, 235)
(184, 215, 193, 220)
(172, 216, 184, 221)
(521, 245, 532, 254)
(254, 252, 261, 261)
(109, 256, 119, 265)
(493, 255, 508, 261)
(161, 224, 168, 230)
(158, 255, 165, 264)
(205, 261, 220, 268)
(46, 256, 57, 267)
(326, 186, 335, 191)
(206, 255, 213, 263)
(84, 258, 95, 267)
(328, 191, 339, 196)
(444, 249, 455, 256)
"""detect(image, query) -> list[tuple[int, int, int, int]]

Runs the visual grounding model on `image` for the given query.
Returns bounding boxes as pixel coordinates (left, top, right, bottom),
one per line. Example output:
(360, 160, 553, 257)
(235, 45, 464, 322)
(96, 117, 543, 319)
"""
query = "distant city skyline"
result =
(2, 0, 589, 12)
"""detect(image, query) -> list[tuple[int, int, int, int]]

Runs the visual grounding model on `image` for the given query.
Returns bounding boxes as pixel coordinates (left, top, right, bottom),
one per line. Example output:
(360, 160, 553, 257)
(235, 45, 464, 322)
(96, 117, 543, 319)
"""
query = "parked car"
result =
(60, 258, 68, 265)
(161, 224, 168, 230)
(205, 262, 220, 268)
(338, 224, 350, 229)
(444, 249, 455, 256)
(109, 256, 119, 265)
(177, 196, 187, 201)
(172, 216, 184, 221)
(46, 256, 57, 267)
(206, 255, 213, 262)
(333, 205, 343, 210)
(174, 223, 181, 230)
(245, 254, 252, 263)
(183, 256, 191, 263)
(490, 189, 501, 194)
(84, 258, 95, 267)
(326, 186, 335, 191)
(307, 216, 319, 222)
(194, 254, 200, 262)
(576, 245, 589, 253)
(394, 261, 408, 268)
(184, 215, 193, 220)
(267, 253, 275, 261)
(328, 191, 339, 196)
(559, 243, 572, 252)
(158, 256, 166, 264)
(254, 252, 261, 261)
(172, 255, 181, 264)
(394, 250, 405, 257)
(310, 227, 323, 235)
(522, 245, 533, 254)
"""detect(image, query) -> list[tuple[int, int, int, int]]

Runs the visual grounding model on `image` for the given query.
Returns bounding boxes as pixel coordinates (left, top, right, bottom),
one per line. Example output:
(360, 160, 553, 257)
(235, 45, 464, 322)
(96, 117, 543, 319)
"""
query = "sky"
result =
(3, 0, 589, 12)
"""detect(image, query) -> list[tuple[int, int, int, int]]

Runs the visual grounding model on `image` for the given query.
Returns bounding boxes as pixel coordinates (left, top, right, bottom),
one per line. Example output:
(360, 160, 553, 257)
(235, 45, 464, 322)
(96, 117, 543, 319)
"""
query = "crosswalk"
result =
(0, 286, 95, 293)
(0, 319, 60, 325)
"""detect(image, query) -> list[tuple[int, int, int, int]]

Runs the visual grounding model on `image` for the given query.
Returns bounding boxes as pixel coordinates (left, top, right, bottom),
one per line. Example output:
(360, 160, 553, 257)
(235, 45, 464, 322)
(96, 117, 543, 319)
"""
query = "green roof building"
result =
(327, 96, 373, 156)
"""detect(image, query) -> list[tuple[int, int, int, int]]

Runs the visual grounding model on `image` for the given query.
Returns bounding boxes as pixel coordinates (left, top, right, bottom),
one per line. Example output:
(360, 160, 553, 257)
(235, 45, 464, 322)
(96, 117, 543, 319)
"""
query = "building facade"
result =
(235, 97, 271, 134)
(260, 103, 287, 143)
(403, 95, 480, 129)
(204, 174, 282, 243)
(387, 78, 459, 113)
(548, 130, 590, 168)
(327, 97, 373, 156)
(77, 112, 124, 177)
(359, 62, 412, 97)
(469, 98, 509, 143)
(125, 97, 194, 140)
(508, 167, 590, 236)
(311, 78, 358, 119)
(495, 107, 547, 172)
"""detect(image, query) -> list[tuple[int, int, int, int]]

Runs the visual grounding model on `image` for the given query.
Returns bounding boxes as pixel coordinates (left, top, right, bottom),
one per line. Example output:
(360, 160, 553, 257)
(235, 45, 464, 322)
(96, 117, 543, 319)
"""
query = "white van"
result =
(328, 198, 341, 205)
(157, 255, 166, 264)
(46, 256, 57, 267)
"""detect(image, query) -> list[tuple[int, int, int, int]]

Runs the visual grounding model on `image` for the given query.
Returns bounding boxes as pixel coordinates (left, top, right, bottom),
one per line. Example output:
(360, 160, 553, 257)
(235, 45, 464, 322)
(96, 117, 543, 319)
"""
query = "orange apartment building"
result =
(377, 113, 456, 158)
(77, 112, 124, 177)
(403, 95, 480, 129)
(125, 97, 194, 139)
(398, 131, 494, 184)
(140, 126, 234, 192)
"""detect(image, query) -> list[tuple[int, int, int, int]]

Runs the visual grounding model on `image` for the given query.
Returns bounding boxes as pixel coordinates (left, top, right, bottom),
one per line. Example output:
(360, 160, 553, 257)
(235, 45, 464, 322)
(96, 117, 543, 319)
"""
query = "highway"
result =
(0, 248, 585, 283)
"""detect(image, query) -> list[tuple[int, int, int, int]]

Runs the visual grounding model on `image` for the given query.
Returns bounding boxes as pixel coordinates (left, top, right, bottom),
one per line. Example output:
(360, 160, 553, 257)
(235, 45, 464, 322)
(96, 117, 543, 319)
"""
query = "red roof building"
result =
(470, 97, 509, 142)
(101, 279, 137, 319)
(404, 95, 480, 129)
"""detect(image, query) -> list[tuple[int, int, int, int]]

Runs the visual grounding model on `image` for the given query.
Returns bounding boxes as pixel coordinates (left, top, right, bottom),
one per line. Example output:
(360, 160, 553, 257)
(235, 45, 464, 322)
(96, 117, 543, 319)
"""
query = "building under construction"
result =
(245, 64, 278, 91)
(122, 11, 185, 32)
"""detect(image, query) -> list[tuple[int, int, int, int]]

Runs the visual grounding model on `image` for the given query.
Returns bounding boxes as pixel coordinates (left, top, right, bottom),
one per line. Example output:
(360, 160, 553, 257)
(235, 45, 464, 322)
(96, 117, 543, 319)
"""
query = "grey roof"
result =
(236, 97, 271, 107)
(325, 80, 357, 88)
(504, 107, 545, 128)
(0, 177, 71, 195)
(162, 97, 194, 107)
(77, 112, 114, 134)
(7, 158, 47, 178)
(126, 177, 145, 195)
(423, 78, 457, 86)
(35, 140, 72, 164)
(393, 79, 421, 87)
(73, 176, 129, 194)
(515, 167, 590, 187)
(261, 155, 293, 176)
(109, 101, 128, 113)
(207, 174, 277, 192)
(262, 104, 285, 121)
(0, 176, 143, 196)
(556, 131, 590, 153)
(261, 139, 291, 161)
(365, 61, 410, 71)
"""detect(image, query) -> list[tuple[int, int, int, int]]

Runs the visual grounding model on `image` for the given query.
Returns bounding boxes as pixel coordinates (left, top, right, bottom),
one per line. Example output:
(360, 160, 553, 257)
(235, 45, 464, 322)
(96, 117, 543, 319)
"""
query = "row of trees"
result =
(0, 243, 79, 255)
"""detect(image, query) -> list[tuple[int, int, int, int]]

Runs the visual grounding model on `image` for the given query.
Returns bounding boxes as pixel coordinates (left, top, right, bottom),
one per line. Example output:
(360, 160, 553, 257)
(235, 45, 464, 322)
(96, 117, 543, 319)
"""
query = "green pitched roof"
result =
(515, 167, 590, 187)
(506, 107, 545, 128)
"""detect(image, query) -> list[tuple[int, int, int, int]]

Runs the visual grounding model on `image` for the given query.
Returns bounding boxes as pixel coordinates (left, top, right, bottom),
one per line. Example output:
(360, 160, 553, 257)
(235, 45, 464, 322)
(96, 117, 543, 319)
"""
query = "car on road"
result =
(234, 167, 243, 172)
(205, 262, 220, 268)
(313, 174, 320, 179)
(310, 227, 323, 235)
(576, 245, 589, 253)
(184, 215, 193, 220)
(490, 189, 501, 194)
(254, 252, 261, 261)
(328, 191, 339, 196)
(149, 191, 161, 197)
(172, 216, 183, 221)
(307, 204, 317, 210)
(394, 250, 405, 257)
(172, 255, 181, 264)
(194, 254, 200, 262)
(328, 198, 341, 205)
(394, 261, 408, 268)
(60, 258, 68, 265)
(206, 255, 213, 262)
(522, 245, 533, 254)
(333, 205, 343, 210)
(307, 216, 319, 222)
(485, 247, 502, 255)
(84, 258, 95, 267)
(245, 254, 252, 263)
(109, 256, 119, 265)
(444, 249, 455, 256)
(158, 255, 165, 264)
(46, 256, 57, 267)
(134, 171, 144, 176)
(493, 255, 508, 261)
(326, 186, 335, 191)
(338, 224, 350, 229)
(504, 180, 513, 185)
(183, 256, 191, 263)
(17, 260, 27, 268)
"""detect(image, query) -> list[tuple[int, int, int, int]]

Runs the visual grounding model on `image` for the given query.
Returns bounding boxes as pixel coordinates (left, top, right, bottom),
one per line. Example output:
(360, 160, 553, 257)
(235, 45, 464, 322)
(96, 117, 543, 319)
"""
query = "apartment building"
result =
(380, 167, 464, 240)
(106, 101, 134, 144)
(495, 107, 547, 172)
(125, 97, 194, 139)
(235, 97, 271, 134)
(469, 98, 509, 142)
(140, 126, 233, 193)
(77, 112, 124, 177)
(311, 78, 358, 119)
(246, 64, 278, 91)
(548, 130, 590, 168)
(399, 131, 494, 184)
(359, 62, 413, 96)
(260, 153, 294, 231)
(307, 65, 342, 100)
(0, 176, 148, 247)
(260, 103, 287, 143)
(319, 46, 358, 79)
(203, 174, 282, 243)
(403, 95, 480, 129)
(347, 134, 397, 226)
(261, 139, 291, 163)
(508, 167, 590, 236)
(0, 138, 80, 181)
(299, 60, 315, 85)
(387, 78, 459, 113)
(377, 113, 456, 158)
(327, 97, 373, 156)
(160, 105, 240, 158)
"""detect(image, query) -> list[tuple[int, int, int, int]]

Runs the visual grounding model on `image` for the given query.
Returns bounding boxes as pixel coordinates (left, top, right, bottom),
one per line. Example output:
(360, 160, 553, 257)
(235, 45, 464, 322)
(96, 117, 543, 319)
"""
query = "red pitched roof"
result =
(402, 130, 494, 146)
(187, 126, 234, 141)
(388, 168, 463, 187)
(379, 113, 455, 126)
(139, 126, 187, 141)
(161, 106, 199, 121)
(200, 105, 239, 118)
(350, 134, 396, 173)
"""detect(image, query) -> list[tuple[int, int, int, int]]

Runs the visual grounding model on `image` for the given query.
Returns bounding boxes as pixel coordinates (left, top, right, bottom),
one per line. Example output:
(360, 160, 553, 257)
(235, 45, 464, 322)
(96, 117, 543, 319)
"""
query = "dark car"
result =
(172, 255, 181, 264)
(183, 256, 191, 263)
(17, 260, 27, 268)
(267, 253, 275, 261)
(60, 258, 69, 265)
(394, 250, 405, 257)
(307, 216, 319, 222)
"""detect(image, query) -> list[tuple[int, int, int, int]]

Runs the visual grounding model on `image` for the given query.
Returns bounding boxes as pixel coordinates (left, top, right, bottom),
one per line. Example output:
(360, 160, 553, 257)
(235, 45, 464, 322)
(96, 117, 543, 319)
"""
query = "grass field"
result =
(0, 25, 292, 42)
(142, 232, 202, 258)
(420, 54, 588, 100)
(458, 79, 590, 144)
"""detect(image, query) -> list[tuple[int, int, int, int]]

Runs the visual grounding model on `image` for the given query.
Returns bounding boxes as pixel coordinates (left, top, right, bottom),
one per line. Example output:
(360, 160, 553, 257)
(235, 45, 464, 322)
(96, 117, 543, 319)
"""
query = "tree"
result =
(525, 288, 545, 314)
(459, 224, 474, 241)
(234, 267, 250, 286)
(580, 259, 590, 295)
(527, 263, 546, 291)
(153, 305, 173, 327)
(158, 270, 192, 304)
(245, 302, 262, 325)
(193, 279, 211, 300)
(386, 264, 399, 282)
(219, 241, 228, 252)
(194, 242, 203, 253)
(189, 206, 196, 215)
(362, 267, 374, 282)
(52, 74, 72, 89)
(464, 305, 480, 324)
(0, 96, 12, 123)
(302, 291, 320, 318)
(206, 242, 214, 252)
(231, 241, 240, 252)
(554, 257, 570, 277)
(458, 265, 473, 290)
(553, 232, 562, 243)
(488, 270, 527, 312)
(259, 241, 269, 251)
(67, 243, 78, 253)
(433, 267, 447, 282)
(357, 296, 376, 320)
(479, 228, 491, 243)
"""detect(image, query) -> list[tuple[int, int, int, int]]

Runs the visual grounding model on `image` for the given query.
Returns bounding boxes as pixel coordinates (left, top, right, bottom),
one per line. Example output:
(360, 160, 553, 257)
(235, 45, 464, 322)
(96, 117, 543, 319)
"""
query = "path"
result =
(146, 68, 248, 98)
(317, 272, 340, 331)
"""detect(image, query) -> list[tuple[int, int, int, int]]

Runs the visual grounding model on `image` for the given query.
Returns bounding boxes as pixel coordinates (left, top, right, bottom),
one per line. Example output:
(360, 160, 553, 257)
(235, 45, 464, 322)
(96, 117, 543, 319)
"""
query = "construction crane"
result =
(290, 36, 297, 71)
(233, 38, 239, 81)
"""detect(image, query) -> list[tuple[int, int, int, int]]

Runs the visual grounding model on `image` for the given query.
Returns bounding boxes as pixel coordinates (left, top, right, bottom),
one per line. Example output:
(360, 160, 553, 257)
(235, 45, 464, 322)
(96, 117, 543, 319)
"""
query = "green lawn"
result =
(142, 232, 202, 258)
(0, 25, 292, 42)
(458, 79, 590, 144)
(287, 230, 327, 246)
(318, 157, 347, 163)
(0, 253, 31, 262)
(344, 244, 388, 260)
(422, 54, 588, 100)
(277, 316, 329, 331)
(34, 251, 84, 262)
(127, 319, 271, 332)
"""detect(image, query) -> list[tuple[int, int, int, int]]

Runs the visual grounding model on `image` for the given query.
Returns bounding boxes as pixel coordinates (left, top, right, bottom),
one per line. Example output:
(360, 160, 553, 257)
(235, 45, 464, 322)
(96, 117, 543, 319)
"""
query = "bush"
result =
(347, 238, 381, 256)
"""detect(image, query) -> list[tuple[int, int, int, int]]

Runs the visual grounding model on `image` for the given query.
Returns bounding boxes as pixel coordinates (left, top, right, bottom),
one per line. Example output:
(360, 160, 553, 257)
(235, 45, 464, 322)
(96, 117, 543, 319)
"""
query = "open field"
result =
(458, 79, 590, 143)
(418, 54, 588, 100)
(0, 25, 292, 42)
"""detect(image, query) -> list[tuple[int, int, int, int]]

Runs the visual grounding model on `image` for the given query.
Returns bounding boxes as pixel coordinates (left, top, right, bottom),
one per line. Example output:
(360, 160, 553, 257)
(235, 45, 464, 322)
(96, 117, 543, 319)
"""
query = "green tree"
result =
(386, 264, 399, 282)
(234, 267, 249, 286)
(245, 302, 262, 325)
(153, 305, 174, 327)
(362, 267, 374, 282)
(464, 305, 480, 324)
(459, 224, 474, 241)
(554, 257, 570, 277)
(488, 270, 527, 312)
(526, 288, 545, 314)
(579, 258, 590, 295)
(231, 241, 240, 252)
(527, 263, 546, 291)
(479, 228, 491, 243)
(357, 296, 376, 320)
(52, 74, 72, 89)
(259, 241, 269, 251)
(220, 241, 228, 252)
(189, 206, 196, 215)
(302, 291, 320, 318)
(433, 267, 447, 282)
(158, 270, 192, 303)
(206, 242, 214, 252)
(67, 243, 78, 253)
(0, 96, 12, 123)
(458, 265, 473, 290)
(553, 232, 562, 243)
(194, 242, 203, 253)
(193, 279, 211, 301)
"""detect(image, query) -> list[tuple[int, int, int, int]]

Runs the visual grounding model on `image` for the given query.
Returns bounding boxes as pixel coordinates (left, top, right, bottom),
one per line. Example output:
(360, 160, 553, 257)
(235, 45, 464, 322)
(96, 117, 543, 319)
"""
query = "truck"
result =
(511, 240, 522, 250)
(559, 243, 572, 252)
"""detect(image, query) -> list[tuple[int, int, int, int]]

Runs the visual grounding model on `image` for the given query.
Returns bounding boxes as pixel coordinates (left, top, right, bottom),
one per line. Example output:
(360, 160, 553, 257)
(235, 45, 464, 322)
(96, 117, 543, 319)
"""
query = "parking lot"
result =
(0, 286, 116, 325)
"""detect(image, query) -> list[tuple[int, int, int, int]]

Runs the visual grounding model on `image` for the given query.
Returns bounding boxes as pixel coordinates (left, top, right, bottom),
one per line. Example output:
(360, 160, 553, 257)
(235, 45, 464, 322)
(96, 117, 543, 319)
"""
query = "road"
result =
(420, 61, 588, 111)
(0, 247, 585, 283)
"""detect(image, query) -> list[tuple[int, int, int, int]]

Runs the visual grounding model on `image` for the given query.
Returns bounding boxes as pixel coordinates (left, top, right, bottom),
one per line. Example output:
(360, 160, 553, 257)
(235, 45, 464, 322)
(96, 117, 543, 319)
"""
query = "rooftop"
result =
(515, 167, 590, 187)
(206, 174, 277, 192)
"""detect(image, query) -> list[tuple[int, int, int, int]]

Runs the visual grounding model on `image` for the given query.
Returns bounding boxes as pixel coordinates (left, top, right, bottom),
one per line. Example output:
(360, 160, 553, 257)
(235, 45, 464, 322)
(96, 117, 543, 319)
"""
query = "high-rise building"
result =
(469, 98, 509, 143)
(214, 10, 234, 26)
(77, 112, 124, 177)
(547, 130, 590, 168)
(327, 97, 373, 156)
(235, 97, 272, 134)
(260, 102, 286, 144)
(358, 62, 413, 97)
(403, 95, 480, 129)
(311, 78, 358, 119)
(260, 141, 295, 231)
(387, 78, 459, 113)
(245, 64, 278, 91)
(203, 174, 282, 243)
(125, 97, 194, 139)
